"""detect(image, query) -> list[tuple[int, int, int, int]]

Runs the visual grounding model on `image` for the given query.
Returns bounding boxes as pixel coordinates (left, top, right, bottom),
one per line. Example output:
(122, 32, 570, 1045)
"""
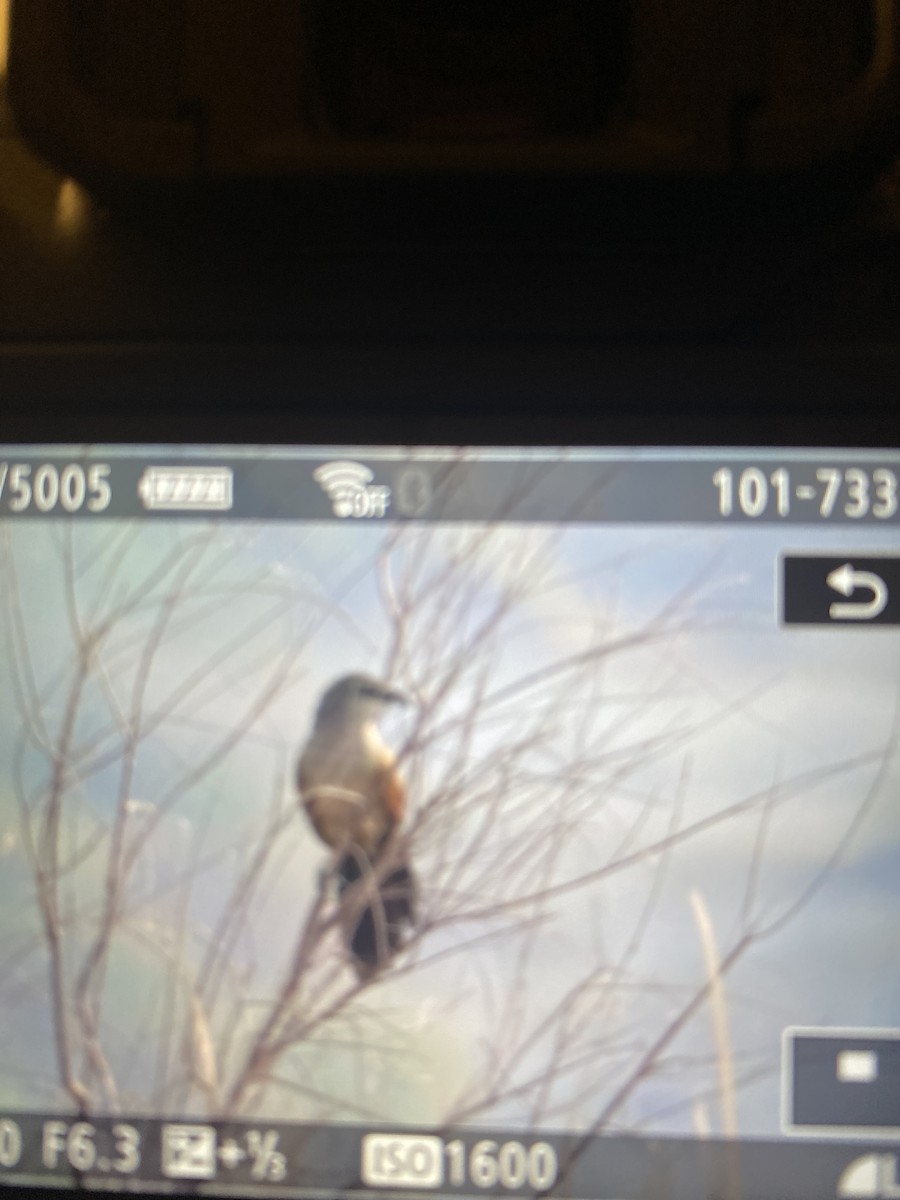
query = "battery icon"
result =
(138, 467, 233, 511)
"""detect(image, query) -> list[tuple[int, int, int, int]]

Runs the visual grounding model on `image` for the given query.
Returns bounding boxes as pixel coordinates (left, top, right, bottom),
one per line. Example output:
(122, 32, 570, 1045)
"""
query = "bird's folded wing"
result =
(377, 766, 407, 824)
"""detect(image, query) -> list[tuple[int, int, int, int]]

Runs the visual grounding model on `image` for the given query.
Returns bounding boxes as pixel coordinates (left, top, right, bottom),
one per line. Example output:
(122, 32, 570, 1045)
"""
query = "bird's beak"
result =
(383, 687, 409, 706)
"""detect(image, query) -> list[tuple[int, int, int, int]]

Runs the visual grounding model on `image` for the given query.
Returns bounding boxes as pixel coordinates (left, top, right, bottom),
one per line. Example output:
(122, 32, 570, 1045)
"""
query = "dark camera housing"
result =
(309, 1, 631, 141)
(7, 0, 900, 199)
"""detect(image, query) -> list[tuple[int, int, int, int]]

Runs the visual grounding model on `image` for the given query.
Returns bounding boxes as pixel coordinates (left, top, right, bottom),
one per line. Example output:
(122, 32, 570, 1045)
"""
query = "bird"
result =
(296, 674, 417, 975)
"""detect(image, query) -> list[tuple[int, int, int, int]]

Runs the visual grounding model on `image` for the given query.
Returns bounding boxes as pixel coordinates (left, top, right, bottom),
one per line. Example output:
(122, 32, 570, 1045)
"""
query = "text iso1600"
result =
(361, 1134, 559, 1192)
(0, 463, 112, 514)
(713, 466, 898, 520)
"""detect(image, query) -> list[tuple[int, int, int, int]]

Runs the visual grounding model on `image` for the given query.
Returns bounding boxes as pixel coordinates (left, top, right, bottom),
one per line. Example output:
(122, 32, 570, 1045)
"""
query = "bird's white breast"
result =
(299, 720, 395, 853)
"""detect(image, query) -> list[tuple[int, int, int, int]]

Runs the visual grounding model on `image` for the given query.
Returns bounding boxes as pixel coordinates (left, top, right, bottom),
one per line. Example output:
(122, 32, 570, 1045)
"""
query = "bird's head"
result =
(314, 673, 407, 730)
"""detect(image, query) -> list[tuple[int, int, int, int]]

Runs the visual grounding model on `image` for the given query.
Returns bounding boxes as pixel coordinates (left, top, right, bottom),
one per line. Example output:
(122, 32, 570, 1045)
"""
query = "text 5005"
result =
(0, 463, 112, 514)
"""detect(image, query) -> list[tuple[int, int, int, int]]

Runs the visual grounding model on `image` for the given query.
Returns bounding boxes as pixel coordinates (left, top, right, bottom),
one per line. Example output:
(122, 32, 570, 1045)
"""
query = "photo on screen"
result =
(1, 481, 897, 1143)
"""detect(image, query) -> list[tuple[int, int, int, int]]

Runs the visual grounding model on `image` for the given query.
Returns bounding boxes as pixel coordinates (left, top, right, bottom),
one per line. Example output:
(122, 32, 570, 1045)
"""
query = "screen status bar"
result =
(0, 448, 899, 524)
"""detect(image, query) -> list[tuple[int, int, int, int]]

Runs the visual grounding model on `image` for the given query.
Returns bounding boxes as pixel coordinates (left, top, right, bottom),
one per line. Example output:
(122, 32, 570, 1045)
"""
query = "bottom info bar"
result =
(0, 1114, 899, 1200)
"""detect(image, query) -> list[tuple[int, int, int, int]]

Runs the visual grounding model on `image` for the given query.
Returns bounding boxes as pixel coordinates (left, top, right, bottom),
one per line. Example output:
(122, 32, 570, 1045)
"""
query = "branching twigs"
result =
(8, 523, 95, 1108)
(75, 532, 218, 1106)
(220, 522, 894, 1126)
(222, 884, 335, 1113)
(4, 522, 314, 1111)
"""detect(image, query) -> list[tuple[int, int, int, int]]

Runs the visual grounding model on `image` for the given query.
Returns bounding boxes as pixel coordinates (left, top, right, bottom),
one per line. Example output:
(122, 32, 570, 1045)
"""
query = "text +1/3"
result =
(713, 467, 898, 519)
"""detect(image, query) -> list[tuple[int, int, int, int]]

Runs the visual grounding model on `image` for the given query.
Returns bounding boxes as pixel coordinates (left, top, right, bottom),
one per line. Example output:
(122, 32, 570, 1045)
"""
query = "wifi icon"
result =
(314, 460, 390, 519)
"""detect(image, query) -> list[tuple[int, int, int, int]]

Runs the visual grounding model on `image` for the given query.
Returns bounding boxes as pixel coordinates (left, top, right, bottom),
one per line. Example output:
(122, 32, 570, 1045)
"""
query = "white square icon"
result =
(837, 1050, 880, 1084)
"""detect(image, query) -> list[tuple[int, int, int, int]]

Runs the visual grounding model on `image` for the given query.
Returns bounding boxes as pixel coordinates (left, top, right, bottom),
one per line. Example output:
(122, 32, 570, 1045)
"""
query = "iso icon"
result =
(361, 1134, 444, 1190)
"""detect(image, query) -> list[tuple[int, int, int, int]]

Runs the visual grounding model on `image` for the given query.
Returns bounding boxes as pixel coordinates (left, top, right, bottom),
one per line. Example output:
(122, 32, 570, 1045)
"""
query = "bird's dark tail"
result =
(337, 845, 416, 973)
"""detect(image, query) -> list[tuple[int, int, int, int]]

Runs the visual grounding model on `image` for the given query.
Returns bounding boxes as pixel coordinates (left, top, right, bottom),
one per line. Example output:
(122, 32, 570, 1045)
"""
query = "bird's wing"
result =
(376, 764, 407, 825)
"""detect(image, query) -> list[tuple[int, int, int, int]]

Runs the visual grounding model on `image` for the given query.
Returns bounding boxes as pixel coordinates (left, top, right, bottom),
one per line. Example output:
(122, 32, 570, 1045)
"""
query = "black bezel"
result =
(1, 341, 898, 448)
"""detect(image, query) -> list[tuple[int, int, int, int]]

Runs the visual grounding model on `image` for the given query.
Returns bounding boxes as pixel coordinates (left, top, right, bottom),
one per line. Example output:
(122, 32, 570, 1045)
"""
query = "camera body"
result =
(8, 0, 900, 188)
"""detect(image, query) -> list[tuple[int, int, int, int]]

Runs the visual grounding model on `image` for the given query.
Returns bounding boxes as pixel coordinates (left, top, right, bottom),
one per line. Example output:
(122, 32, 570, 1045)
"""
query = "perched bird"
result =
(297, 674, 416, 974)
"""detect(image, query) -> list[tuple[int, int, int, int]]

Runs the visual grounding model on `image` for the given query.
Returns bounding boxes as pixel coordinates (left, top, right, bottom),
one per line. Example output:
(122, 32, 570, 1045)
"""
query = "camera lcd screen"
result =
(0, 444, 898, 1200)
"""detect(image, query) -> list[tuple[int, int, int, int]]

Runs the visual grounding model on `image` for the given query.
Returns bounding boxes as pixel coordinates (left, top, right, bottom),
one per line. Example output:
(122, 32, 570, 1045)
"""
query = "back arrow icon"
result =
(827, 563, 889, 620)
